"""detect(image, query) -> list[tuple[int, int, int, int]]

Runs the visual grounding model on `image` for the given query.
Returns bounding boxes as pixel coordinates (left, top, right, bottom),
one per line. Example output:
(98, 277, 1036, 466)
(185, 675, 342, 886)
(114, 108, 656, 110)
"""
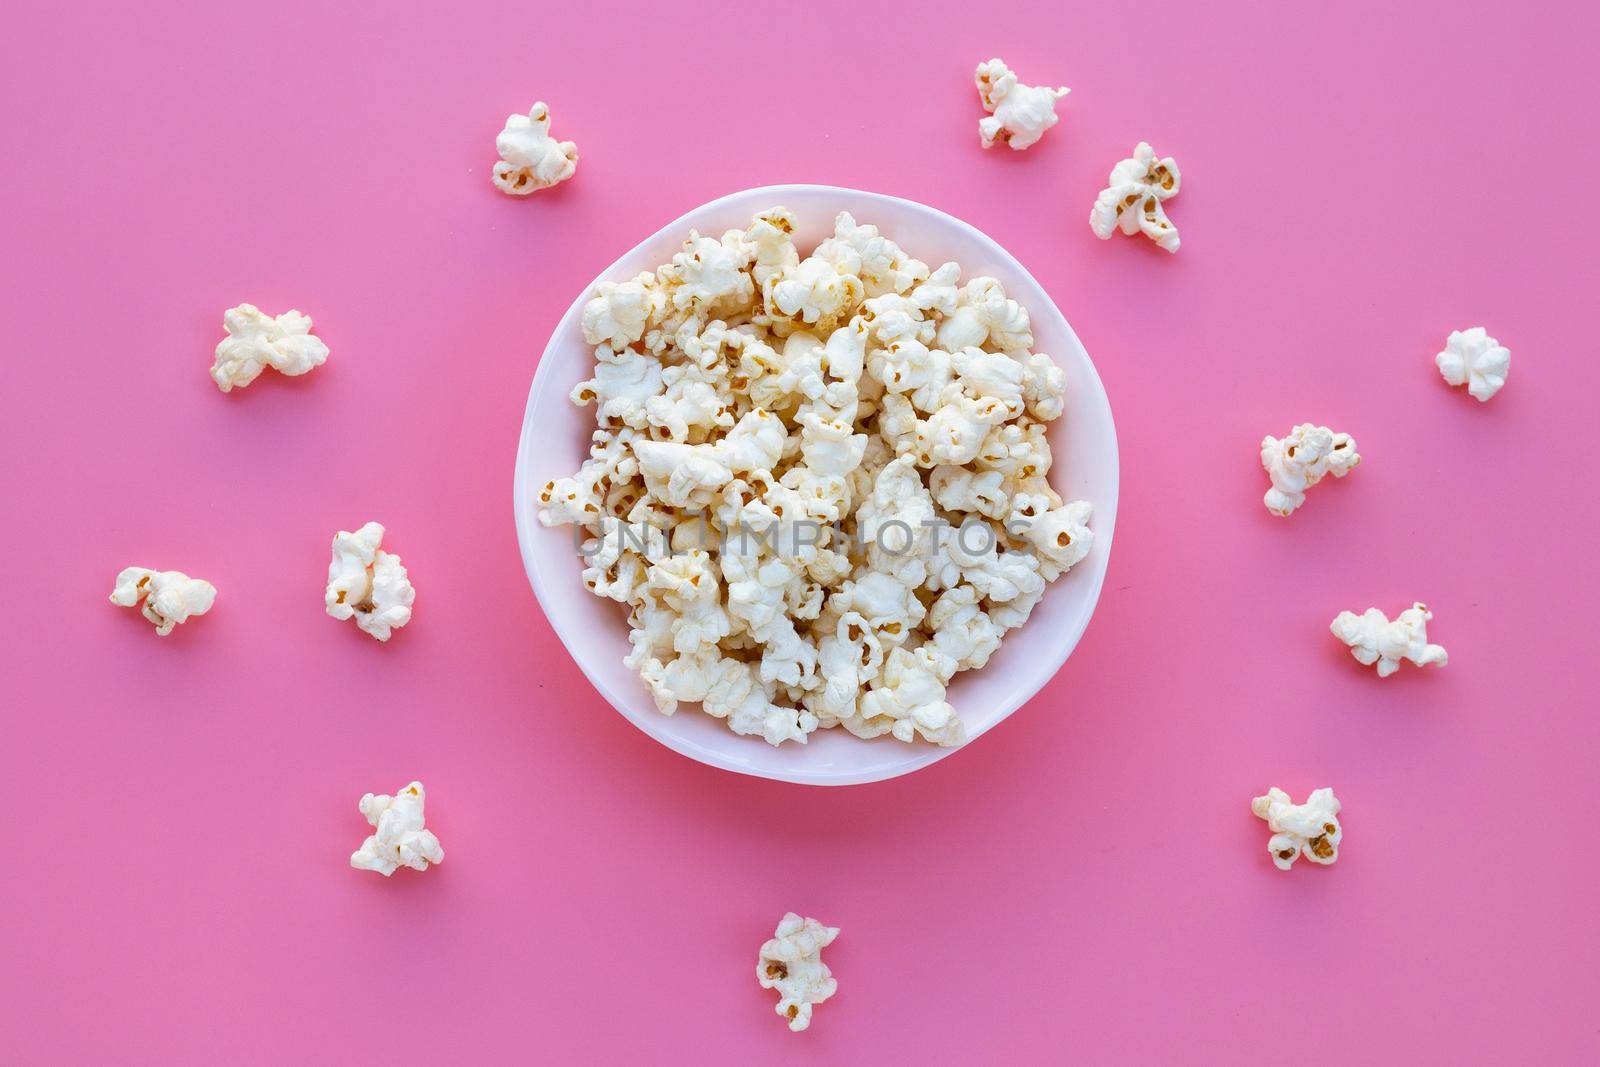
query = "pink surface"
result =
(1, 1, 1595, 1062)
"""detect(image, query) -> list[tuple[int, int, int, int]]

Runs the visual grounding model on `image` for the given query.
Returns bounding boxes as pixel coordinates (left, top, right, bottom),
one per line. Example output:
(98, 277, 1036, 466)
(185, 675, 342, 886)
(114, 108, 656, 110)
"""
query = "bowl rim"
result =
(513, 183, 1119, 786)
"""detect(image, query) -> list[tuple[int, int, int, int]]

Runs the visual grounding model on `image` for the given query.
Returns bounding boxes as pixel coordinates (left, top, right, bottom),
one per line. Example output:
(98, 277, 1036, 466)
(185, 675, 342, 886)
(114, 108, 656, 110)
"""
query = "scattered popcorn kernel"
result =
(109, 567, 216, 636)
(1252, 787, 1342, 871)
(540, 208, 1095, 747)
(210, 303, 329, 393)
(325, 522, 414, 642)
(350, 780, 443, 876)
(492, 101, 577, 195)
(1259, 423, 1359, 516)
(1330, 602, 1448, 677)
(1436, 327, 1510, 402)
(1089, 142, 1182, 253)
(757, 913, 839, 1033)
(974, 58, 1069, 151)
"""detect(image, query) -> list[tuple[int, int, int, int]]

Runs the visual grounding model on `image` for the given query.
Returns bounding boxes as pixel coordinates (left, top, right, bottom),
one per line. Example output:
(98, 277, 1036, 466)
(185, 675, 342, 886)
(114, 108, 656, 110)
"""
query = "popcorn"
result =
(1017, 351, 1067, 421)
(571, 346, 663, 431)
(741, 207, 800, 287)
(858, 646, 965, 745)
(815, 212, 929, 297)
(1089, 142, 1182, 253)
(540, 208, 1095, 747)
(937, 278, 1032, 353)
(952, 347, 1026, 418)
(757, 913, 839, 1033)
(930, 466, 1009, 519)
(1330, 602, 1448, 677)
(491, 101, 577, 195)
(974, 58, 1069, 151)
(766, 255, 864, 331)
(110, 567, 216, 635)
(1251, 787, 1341, 871)
(1259, 423, 1359, 516)
(633, 440, 733, 508)
(664, 232, 755, 313)
(325, 522, 415, 641)
(1436, 327, 1510, 402)
(581, 273, 660, 350)
(350, 781, 443, 876)
(926, 585, 1003, 678)
(717, 409, 786, 473)
(1008, 495, 1094, 580)
(211, 303, 329, 393)
(807, 612, 886, 726)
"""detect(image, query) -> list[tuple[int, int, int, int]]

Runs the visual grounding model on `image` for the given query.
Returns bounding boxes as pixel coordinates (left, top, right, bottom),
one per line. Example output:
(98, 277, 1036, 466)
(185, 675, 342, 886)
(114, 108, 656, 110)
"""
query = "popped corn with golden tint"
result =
(492, 102, 577, 195)
(325, 522, 415, 642)
(1090, 142, 1183, 254)
(1260, 423, 1359, 517)
(757, 913, 839, 1033)
(110, 567, 216, 636)
(974, 58, 1069, 151)
(1252, 787, 1342, 871)
(1330, 602, 1448, 677)
(350, 781, 443, 876)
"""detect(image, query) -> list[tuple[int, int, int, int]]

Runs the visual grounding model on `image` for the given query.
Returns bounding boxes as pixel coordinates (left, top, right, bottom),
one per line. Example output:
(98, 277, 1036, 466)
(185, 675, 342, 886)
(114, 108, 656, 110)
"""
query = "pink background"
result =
(2, 1, 1596, 1062)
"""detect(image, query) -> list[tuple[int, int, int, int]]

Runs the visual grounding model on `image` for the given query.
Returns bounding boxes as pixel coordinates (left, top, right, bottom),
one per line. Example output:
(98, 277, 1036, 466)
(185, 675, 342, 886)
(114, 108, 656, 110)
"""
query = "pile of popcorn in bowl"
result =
(537, 206, 1096, 749)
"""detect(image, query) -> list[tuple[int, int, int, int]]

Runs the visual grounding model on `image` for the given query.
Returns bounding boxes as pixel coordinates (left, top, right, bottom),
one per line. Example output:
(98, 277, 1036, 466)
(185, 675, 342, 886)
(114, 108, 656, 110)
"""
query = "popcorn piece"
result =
(1436, 327, 1510, 402)
(857, 646, 965, 745)
(1330, 602, 1448, 677)
(974, 58, 1069, 151)
(665, 232, 755, 313)
(1251, 787, 1342, 871)
(814, 212, 929, 297)
(717, 409, 786, 473)
(757, 913, 839, 1033)
(110, 567, 216, 636)
(325, 522, 415, 641)
(350, 780, 443, 876)
(806, 612, 885, 726)
(570, 345, 663, 431)
(926, 585, 1003, 678)
(1008, 495, 1094, 580)
(581, 273, 660, 350)
(936, 278, 1032, 353)
(491, 101, 577, 195)
(741, 207, 800, 288)
(1259, 423, 1359, 516)
(767, 255, 864, 332)
(930, 466, 1009, 519)
(1017, 350, 1067, 421)
(211, 303, 329, 393)
(1089, 142, 1182, 253)
(632, 439, 733, 508)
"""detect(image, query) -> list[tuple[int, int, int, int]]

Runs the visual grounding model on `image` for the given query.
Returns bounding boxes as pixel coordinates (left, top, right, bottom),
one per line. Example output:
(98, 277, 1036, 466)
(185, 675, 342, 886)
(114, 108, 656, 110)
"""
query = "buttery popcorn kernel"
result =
(974, 57, 1070, 151)
(1330, 602, 1448, 677)
(1089, 142, 1183, 253)
(325, 522, 414, 642)
(1436, 327, 1510, 402)
(350, 781, 442, 876)
(491, 101, 577, 195)
(110, 567, 216, 635)
(1252, 787, 1342, 871)
(757, 914, 839, 1032)
(211, 303, 328, 392)
(1259, 423, 1359, 517)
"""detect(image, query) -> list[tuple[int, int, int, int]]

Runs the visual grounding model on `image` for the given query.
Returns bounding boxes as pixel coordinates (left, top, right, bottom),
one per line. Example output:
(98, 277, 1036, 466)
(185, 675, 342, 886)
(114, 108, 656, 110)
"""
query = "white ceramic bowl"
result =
(514, 184, 1118, 786)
